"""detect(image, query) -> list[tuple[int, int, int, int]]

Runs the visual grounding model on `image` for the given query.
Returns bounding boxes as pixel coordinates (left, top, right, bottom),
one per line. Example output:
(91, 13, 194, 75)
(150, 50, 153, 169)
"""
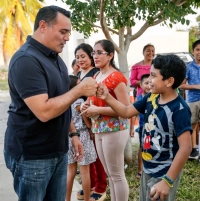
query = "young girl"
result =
(66, 75, 97, 201)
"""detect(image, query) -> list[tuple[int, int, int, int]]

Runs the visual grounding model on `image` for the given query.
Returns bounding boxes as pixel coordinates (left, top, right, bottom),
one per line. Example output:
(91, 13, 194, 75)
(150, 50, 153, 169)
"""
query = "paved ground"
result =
(0, 92, 139, 201)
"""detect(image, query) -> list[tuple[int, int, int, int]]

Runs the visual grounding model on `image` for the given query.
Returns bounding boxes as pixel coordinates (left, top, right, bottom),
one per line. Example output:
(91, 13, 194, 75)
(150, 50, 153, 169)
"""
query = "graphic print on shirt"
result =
(142, 94, 161, 161)
(134, 93, 192, 177)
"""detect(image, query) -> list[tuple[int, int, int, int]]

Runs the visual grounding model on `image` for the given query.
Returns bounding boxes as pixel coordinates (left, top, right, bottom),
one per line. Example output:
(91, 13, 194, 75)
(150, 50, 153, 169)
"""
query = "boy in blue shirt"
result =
(97, 54, 192, 201)
(180, 39, 200, 160)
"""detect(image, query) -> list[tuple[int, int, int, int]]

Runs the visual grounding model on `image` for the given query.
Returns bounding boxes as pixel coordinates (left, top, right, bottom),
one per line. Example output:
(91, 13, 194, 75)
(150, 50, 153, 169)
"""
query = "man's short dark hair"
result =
(152, 54, 186, 89)
(192, 39, 200, 50)
(34, 6, 71, 31)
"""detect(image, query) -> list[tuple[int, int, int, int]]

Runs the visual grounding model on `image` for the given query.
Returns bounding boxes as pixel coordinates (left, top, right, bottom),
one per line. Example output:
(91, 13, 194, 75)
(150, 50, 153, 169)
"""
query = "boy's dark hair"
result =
(152, 54, 186, 89)
(69, 75, 79, 90)
(74, 43, 95, 67)
(94, 40, 119, 71)
(71, 59, 76, 67)
(143, 44, 154, 53)
(140, 74, 150, 83)
(34, 6, 71, 31)
(192, 39, 200, 50)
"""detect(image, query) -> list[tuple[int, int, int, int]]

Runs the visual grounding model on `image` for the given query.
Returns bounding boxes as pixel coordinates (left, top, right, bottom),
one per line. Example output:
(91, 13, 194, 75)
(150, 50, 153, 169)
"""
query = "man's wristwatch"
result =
(69, 132, 80, 138)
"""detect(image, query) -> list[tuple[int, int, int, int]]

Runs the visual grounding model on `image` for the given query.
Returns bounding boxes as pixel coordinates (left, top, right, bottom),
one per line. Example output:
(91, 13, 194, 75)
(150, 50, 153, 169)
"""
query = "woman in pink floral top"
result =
(130, 44, 155, 96)
(81, 40, 130, 201)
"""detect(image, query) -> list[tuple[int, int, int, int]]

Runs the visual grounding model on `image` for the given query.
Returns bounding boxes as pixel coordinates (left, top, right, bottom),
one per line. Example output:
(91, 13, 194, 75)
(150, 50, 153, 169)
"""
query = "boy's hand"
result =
(96, 83, 109, 99)
(149, 180, 170, 201)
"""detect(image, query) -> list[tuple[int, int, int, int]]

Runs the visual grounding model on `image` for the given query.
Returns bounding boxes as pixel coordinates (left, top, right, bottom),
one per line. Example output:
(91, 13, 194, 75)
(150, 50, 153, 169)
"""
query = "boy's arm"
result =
(150, 131, 192, 201)
(164, 131, 192, 180)
(96, 83, 139, 118)
(130, 97, 138, 137)
(179, 78, 200, 90)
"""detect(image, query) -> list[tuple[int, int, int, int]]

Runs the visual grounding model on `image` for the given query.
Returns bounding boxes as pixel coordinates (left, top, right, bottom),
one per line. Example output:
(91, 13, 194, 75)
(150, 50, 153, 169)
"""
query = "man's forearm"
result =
(45, 87, 82, 120)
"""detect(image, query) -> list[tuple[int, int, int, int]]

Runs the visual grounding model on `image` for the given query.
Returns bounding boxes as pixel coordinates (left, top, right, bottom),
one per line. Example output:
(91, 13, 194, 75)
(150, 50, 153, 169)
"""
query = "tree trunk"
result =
(117, 51, 133, 164)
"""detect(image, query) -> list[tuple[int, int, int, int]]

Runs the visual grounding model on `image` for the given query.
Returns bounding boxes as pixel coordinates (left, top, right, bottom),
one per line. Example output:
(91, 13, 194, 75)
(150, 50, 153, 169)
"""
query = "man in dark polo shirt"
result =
(3, 6, 97, 201)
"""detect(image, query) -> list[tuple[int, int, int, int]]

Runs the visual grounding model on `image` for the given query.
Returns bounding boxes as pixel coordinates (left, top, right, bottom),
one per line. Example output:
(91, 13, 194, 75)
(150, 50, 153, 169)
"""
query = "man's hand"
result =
(149, 180, 170, 201)
(71, 136, 84, 162)
(96, 82, 109, 99)
(78, 77, 98, 97)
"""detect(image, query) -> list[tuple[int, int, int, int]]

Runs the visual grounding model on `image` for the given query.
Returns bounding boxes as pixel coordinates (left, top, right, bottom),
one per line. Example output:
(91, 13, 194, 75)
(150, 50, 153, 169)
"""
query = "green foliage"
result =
(0, 69, 8, 91)
(189, 15, 200, 52)
(64, 0, 199, 38)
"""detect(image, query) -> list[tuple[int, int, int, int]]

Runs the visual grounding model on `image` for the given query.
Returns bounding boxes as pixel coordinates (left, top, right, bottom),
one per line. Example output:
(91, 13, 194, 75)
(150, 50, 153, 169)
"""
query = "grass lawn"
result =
(0, 80, 9, 91)
(0, 69, 8, 91)
(76, 144, 200, 201)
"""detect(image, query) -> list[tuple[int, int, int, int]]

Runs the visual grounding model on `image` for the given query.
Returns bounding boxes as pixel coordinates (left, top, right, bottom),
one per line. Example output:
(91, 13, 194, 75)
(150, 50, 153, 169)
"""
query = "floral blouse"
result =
(88, 71, 129, 134)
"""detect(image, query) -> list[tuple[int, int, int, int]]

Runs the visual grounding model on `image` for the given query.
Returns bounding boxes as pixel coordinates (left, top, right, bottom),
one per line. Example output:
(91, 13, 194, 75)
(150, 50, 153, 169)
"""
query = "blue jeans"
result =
(4, 150, 68, 201)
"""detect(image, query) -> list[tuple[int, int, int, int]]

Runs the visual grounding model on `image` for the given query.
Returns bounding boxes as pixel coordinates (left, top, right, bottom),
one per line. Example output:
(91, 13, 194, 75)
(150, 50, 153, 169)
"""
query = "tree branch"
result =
(100, 0, 121, 53)
(83, 17, 118, 35)
(136, 0, 141, 8)
(130, 18, 165, 41)
(127, 26, 132, 35)
(172, 0, 187, 6)
(130, 10, 166, 41)
(119, 27, 124, 51)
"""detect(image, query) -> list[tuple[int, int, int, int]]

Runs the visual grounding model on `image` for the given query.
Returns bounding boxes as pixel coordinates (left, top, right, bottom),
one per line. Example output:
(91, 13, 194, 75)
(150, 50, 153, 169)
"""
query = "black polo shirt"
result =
(5, 36, 71, 160)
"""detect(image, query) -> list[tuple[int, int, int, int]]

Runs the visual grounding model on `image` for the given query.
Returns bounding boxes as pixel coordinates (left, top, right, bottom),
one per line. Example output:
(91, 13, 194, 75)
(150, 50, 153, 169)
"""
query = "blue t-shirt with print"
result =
(186, 61, 200, 103)
(134, 93, 192, 178)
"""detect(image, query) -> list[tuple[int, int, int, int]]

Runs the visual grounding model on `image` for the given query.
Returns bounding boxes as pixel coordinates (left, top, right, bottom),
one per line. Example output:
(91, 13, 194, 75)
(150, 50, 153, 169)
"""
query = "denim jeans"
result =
(4, 150, 68, 201)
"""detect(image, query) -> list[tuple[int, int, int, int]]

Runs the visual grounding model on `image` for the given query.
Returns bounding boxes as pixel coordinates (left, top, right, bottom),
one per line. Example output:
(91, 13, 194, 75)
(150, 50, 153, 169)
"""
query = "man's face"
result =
(44, 13, 71, 53)
(192, 44, 200, 63)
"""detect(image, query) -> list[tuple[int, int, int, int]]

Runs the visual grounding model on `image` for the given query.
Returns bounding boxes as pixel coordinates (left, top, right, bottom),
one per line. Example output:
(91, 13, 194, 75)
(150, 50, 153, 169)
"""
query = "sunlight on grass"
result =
(0, 69, 8, 91)
(0, 80, 9, 91)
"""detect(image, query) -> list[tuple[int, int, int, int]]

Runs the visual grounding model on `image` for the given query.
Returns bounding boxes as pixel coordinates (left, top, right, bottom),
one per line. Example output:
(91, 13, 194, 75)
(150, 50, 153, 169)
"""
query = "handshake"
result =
(77, 77, 108, 100)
